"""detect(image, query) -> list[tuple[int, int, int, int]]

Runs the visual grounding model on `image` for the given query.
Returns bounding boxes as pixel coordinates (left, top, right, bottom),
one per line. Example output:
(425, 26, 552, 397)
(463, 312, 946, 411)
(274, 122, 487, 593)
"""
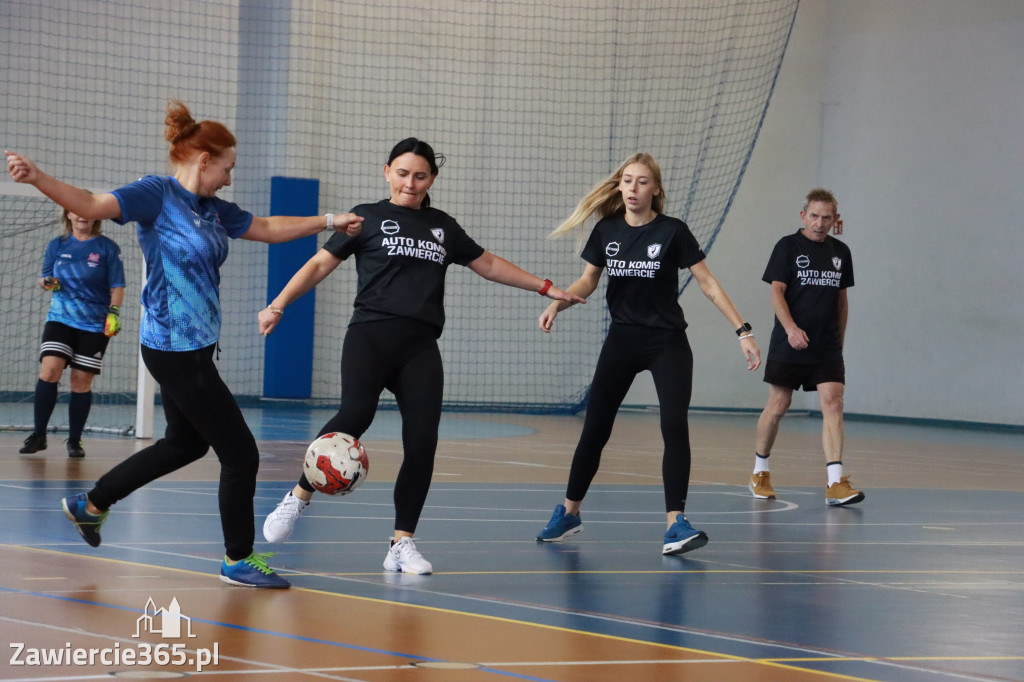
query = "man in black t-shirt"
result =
(748, 188, 864, 506)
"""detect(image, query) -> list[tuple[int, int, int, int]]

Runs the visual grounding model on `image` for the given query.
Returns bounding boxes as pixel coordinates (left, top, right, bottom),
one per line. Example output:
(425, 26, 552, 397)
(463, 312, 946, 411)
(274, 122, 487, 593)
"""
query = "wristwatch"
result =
(735, 322, 752, 336)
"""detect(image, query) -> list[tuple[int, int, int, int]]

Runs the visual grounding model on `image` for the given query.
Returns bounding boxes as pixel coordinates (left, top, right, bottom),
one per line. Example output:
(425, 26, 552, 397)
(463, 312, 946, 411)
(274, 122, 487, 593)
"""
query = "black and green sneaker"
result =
(19, 432, 47, 454)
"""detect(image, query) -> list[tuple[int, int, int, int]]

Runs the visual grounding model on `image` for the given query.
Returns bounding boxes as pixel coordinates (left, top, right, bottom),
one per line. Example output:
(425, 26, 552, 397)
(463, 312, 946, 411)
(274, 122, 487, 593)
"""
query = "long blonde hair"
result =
(548, 153, 666, 240)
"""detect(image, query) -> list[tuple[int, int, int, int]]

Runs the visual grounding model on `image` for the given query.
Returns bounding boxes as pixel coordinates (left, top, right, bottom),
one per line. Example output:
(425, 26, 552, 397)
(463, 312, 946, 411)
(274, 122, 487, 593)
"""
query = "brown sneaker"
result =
(826, 476, 865, 506)
(749, 471, 776, 499)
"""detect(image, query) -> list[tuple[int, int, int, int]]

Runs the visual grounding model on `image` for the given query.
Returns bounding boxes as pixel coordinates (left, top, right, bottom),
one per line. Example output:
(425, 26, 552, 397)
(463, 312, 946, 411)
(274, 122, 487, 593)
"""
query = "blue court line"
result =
(0, 584, 555, 681)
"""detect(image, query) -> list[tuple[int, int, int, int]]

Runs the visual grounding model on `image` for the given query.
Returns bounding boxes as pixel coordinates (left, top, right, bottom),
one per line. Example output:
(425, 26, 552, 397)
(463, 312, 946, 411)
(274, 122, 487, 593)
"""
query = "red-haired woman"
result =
(6, 101, 363, 588)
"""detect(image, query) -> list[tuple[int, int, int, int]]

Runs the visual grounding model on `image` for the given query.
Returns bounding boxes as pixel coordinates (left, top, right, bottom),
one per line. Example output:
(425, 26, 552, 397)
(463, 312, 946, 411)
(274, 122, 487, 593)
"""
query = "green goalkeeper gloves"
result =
(42, 276, 60, 292)
(104, 305, 121, 337)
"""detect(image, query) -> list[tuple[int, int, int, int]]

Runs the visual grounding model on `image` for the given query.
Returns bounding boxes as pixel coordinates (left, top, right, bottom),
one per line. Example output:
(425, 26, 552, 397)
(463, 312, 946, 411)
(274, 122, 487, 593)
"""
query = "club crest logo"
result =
(796, 255, 810, 268)
(832, 257, 842, 270)
(381, 220, 400, 235)
(605, 241, 620, 257)
(431, 228, 445, 243)
(647, 243, 662, 259)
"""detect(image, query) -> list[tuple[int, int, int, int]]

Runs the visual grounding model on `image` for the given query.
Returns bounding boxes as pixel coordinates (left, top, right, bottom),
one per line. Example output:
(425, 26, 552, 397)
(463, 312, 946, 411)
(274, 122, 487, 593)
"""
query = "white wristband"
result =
(738, 333, 754, 341)
(325, 213, 334, 230)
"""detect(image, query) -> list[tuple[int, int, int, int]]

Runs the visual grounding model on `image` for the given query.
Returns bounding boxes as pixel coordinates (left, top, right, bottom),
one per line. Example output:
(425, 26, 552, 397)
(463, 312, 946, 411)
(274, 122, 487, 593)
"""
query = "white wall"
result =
(626, 0, 1024, 427)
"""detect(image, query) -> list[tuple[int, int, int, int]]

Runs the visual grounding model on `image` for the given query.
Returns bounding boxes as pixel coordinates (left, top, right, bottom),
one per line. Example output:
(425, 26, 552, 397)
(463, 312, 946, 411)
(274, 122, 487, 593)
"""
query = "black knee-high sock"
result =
(33, 379, 59, 436)
(68, 391, 92, 443)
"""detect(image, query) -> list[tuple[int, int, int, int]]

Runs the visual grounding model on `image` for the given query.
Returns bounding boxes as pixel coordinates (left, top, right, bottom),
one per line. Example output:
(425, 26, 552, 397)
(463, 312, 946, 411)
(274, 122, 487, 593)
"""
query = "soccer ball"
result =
(302, 432, 369, 495)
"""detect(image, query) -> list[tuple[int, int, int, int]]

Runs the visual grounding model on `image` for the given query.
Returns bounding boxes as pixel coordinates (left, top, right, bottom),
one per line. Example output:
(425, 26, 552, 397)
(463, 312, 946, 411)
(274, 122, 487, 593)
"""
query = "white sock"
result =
(753, 453, 770, 474)
(826, 461, 843, 486)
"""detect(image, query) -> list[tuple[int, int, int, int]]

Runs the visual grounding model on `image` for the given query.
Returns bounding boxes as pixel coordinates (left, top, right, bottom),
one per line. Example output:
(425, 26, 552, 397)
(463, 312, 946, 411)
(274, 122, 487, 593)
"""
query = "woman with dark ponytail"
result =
(6, 101, 363, 588)
(259, 137, 584, 574)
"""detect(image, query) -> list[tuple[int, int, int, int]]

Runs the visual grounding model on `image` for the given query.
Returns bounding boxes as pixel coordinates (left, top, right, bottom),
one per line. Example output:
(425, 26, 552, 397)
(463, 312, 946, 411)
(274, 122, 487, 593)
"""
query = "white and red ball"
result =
(302, 432, 369, 495)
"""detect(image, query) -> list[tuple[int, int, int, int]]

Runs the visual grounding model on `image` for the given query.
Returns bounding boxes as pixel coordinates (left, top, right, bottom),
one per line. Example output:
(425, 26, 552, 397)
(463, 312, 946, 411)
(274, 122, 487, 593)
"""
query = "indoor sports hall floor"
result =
(2, 407, 1022, 681)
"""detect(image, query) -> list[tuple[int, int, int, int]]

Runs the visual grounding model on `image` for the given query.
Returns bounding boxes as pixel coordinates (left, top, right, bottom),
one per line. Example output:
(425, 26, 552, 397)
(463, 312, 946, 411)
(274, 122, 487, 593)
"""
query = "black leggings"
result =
(566, 324, 694, 512)
(298, 318, 443, 534)
(89, 345, 259, 561)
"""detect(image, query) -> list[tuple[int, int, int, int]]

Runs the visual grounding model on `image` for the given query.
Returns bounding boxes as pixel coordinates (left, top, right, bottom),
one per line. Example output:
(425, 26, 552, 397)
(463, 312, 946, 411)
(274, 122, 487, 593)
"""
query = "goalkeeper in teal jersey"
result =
(20, 207, 126, 458)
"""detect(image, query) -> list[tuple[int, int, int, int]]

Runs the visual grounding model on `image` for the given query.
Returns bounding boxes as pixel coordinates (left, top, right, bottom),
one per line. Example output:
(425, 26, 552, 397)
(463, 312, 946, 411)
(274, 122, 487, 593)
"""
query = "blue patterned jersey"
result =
(42, 234, 126, 333)
(111, 175, 252, 351)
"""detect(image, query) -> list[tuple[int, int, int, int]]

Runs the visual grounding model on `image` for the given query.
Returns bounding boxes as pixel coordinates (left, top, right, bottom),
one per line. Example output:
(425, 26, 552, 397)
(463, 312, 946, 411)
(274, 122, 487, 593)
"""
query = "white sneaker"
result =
(383, 537, 433, 575)
(263, 492, 309, 543)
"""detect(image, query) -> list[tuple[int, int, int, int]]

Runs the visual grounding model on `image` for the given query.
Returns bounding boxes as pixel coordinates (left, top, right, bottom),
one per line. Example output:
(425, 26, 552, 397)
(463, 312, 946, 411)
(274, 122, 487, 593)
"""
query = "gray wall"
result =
(627, 0, 1024, 427)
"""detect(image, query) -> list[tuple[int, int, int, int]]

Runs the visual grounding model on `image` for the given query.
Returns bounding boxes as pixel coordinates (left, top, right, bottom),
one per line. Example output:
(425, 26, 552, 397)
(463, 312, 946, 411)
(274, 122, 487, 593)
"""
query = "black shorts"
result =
(763, 359, 844, 392)
(39, 321, 110, 374)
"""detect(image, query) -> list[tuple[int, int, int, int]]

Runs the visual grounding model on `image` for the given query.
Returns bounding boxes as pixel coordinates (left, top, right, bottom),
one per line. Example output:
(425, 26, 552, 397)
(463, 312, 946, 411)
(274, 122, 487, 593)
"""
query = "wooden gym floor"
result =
(1, 408, 1022, 681)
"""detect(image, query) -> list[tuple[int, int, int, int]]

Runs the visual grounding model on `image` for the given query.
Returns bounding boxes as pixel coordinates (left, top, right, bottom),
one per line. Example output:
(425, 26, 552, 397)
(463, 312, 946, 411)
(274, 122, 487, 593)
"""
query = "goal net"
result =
(0, 0, 799, 434)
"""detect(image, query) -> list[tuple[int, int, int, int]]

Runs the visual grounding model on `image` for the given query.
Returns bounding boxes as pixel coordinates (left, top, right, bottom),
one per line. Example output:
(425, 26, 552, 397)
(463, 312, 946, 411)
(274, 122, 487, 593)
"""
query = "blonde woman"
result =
(20, 207, 125, 458)
(536, 153, 760, 555)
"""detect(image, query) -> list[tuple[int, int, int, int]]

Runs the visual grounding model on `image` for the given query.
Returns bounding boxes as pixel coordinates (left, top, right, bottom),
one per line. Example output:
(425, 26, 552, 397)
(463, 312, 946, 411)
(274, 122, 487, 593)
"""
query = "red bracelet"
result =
(537, 279, 553, 296)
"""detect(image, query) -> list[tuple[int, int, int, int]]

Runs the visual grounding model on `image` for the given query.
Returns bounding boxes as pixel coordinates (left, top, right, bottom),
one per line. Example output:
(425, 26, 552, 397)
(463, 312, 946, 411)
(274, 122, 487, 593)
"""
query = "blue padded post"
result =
(264, 176, 319, 398)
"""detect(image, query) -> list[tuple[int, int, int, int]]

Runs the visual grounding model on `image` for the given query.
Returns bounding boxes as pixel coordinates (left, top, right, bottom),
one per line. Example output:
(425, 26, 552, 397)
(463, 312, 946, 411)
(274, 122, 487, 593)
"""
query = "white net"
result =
(0, 0, 799, 433)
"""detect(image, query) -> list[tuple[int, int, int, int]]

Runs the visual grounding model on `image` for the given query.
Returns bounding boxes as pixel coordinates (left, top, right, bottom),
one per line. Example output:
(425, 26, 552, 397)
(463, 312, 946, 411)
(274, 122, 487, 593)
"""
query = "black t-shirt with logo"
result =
(581, 213, 705, 330)
(323, 199, 485, 334)
(762, 230, 854, 364)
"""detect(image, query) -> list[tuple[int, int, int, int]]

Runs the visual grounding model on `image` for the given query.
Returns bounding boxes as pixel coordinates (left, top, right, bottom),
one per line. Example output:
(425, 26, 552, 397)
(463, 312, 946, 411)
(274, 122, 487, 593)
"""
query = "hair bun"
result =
(171, 121, 202, 144)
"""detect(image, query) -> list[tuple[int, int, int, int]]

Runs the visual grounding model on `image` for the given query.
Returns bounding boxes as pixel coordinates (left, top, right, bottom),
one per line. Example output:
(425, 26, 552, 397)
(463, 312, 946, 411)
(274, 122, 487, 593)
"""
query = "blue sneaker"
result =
(220, 552, 291, 589)
(536, 504, 583, 542)
(662, 515, 708, 555)
(61, 493, 108, 547)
